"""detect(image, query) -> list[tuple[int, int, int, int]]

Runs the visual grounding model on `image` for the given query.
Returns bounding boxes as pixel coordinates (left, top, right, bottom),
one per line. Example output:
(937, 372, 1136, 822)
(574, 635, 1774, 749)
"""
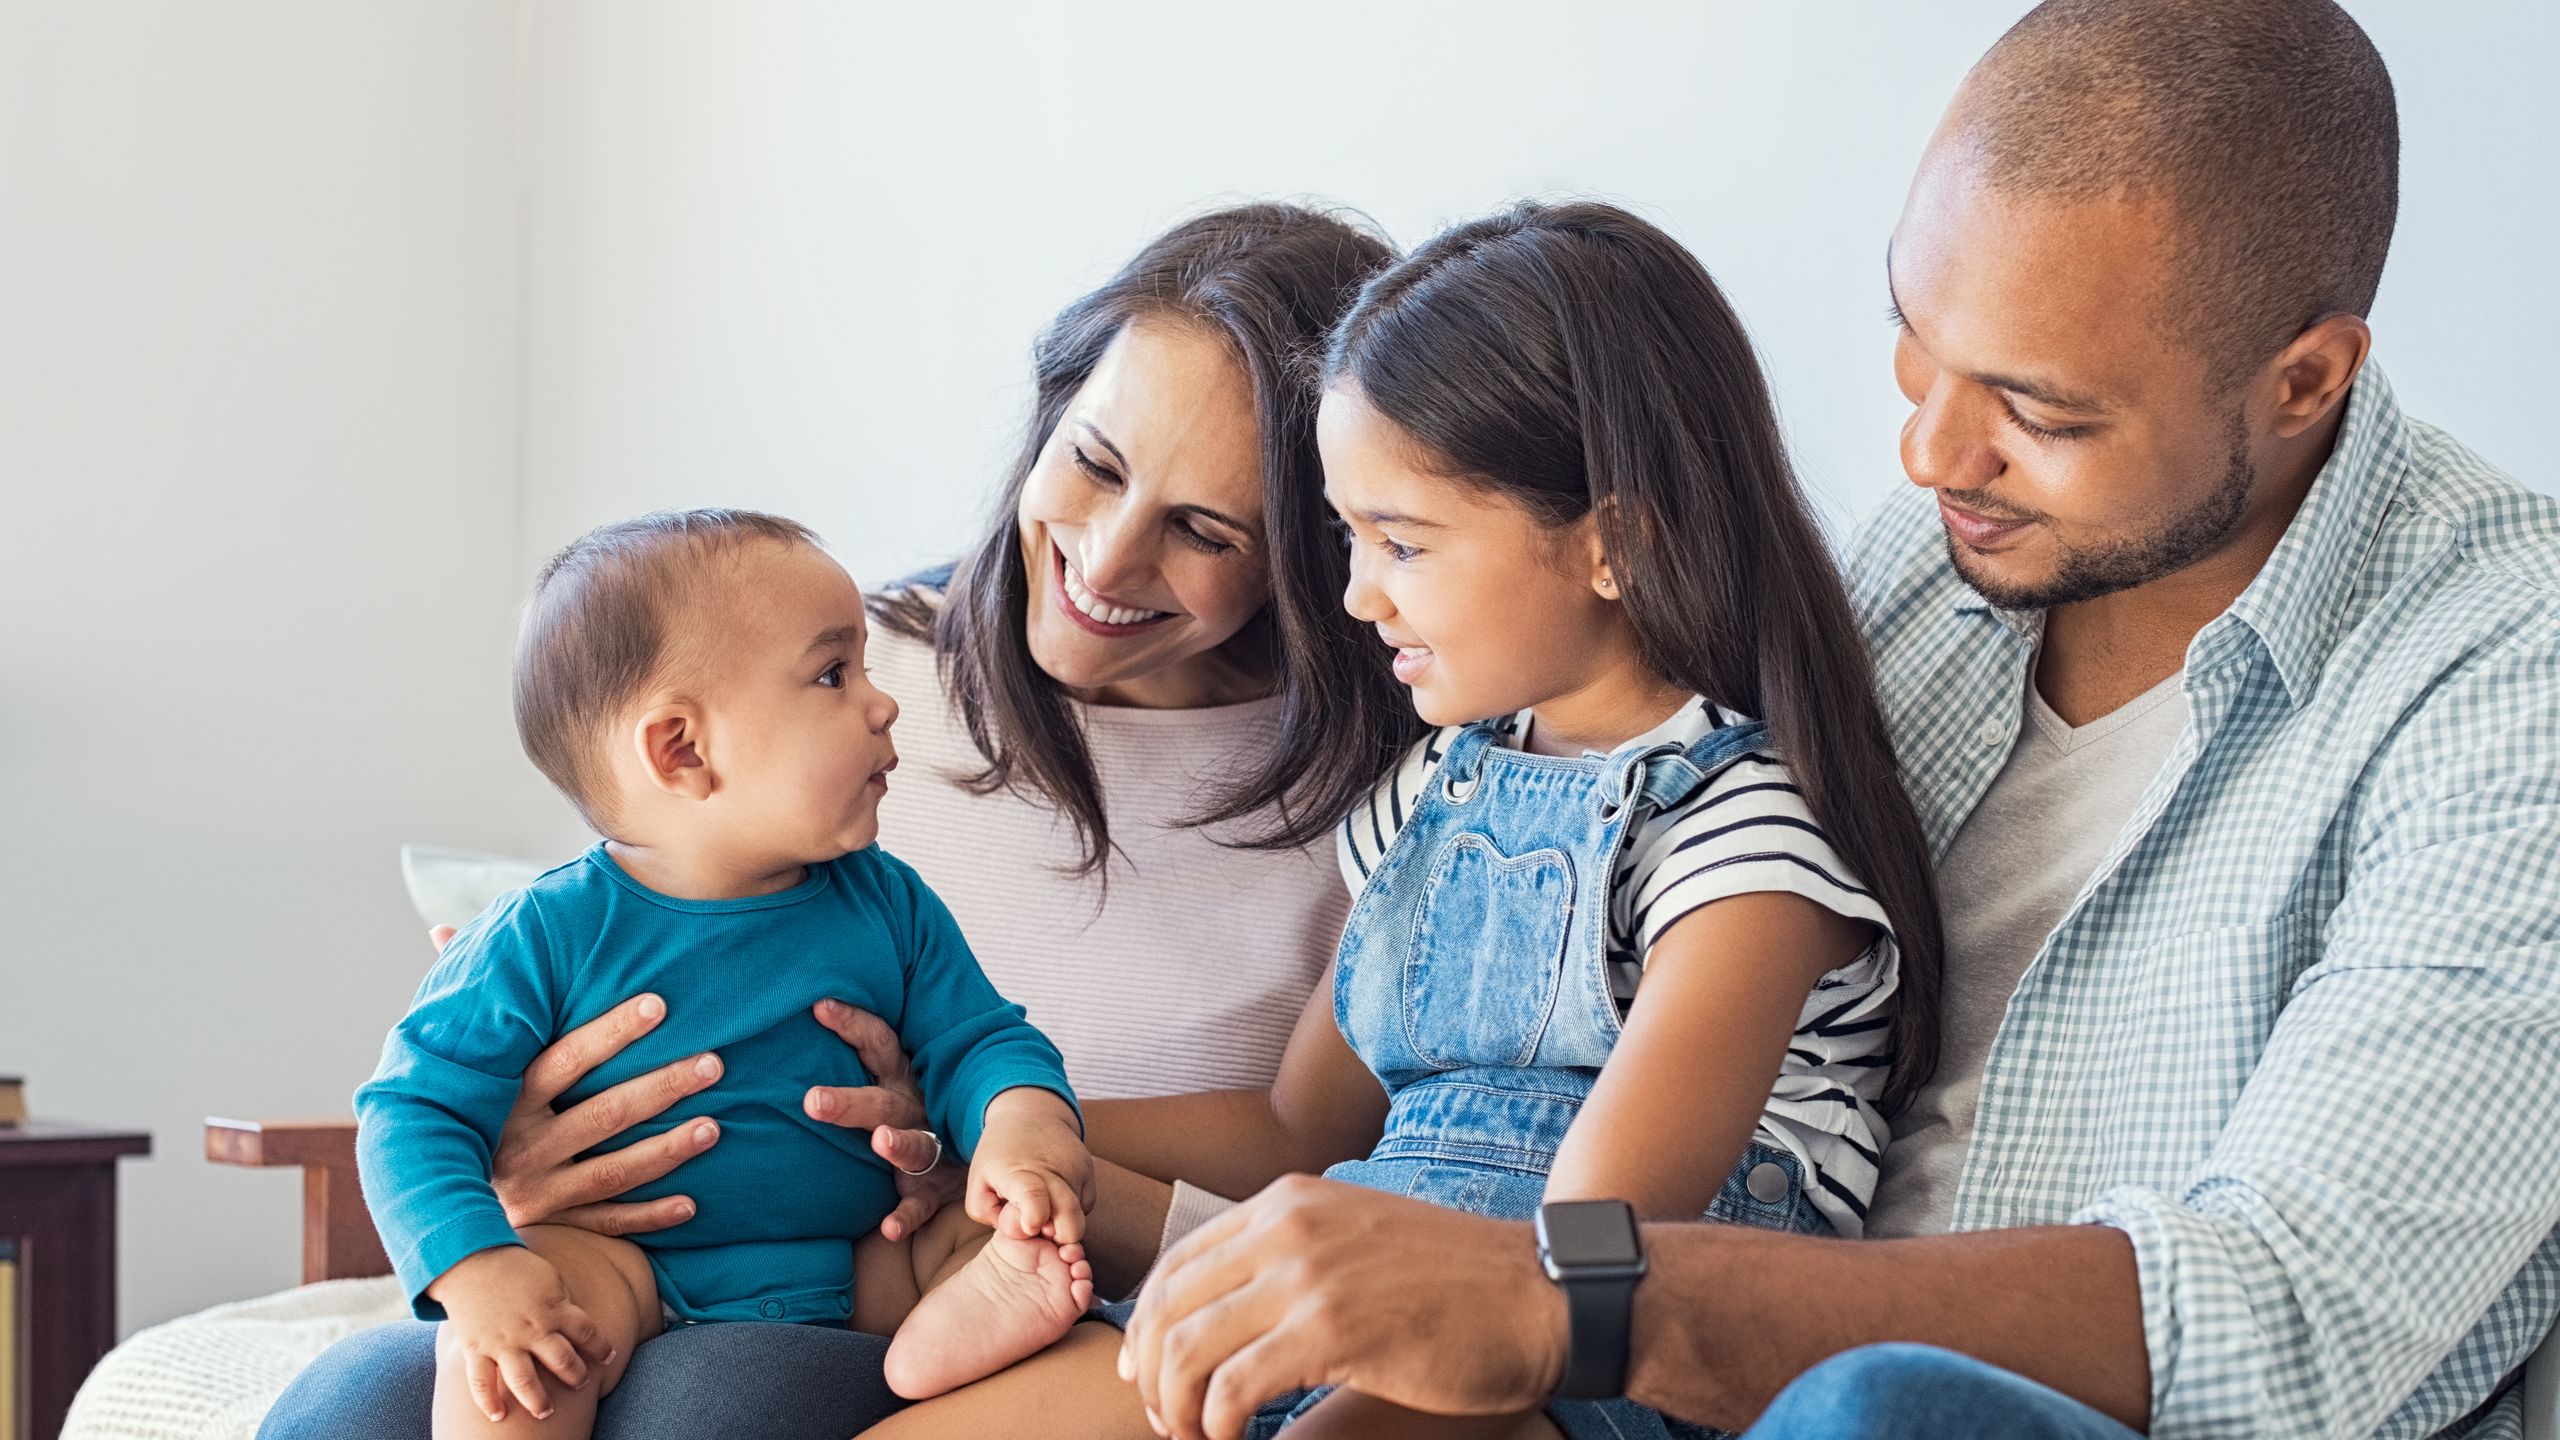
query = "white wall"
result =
(0, 2, 545, 1329)
(515, 0, 2560, 591)
(2, 0, 2553, 1336)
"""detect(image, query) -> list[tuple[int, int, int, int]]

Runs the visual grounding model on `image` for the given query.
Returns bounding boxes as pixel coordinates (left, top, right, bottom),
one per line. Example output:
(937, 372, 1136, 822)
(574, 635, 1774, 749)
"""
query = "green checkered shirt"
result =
(1850, 365, 2560, 1438)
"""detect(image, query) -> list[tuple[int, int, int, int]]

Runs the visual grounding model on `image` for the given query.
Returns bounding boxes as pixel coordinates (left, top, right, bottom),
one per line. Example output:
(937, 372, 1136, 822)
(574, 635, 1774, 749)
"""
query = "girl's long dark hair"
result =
(1324, 202, 1944, 1113)
(872, 203, 1422, 876)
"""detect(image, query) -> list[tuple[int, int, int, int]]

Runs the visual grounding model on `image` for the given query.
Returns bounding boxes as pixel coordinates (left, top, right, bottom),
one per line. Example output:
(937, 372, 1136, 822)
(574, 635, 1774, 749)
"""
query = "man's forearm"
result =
(1624, 1222, 2151, 1432)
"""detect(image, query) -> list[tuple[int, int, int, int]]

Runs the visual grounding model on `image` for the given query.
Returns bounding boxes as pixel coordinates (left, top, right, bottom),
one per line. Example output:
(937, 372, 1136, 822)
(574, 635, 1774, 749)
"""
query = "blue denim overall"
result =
(1251, 715, 1831, 1440)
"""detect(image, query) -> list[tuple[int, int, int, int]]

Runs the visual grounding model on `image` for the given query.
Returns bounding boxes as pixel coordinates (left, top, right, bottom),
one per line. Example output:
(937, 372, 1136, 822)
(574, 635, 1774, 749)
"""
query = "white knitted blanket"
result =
(63, 1277, 407, 1440)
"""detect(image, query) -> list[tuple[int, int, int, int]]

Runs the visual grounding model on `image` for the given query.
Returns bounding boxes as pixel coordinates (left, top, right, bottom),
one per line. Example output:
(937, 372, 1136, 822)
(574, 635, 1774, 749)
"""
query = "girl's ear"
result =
(630, 703, 715, 801)
(1579, 504, 1620, 601)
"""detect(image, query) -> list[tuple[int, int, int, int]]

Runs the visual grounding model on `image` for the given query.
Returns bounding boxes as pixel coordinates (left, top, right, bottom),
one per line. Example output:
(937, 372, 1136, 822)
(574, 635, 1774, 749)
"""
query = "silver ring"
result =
(892, 1130, 944, 1176)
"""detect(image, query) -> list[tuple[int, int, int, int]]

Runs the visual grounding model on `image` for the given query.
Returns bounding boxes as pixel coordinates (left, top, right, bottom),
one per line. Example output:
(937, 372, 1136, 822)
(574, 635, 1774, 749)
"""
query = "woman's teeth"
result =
(1063, 562, 1170, 627)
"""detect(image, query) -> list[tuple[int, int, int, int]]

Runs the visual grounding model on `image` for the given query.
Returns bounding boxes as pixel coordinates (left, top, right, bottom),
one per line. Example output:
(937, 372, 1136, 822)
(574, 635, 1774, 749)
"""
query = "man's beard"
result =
(1948, 417, 2254, 612)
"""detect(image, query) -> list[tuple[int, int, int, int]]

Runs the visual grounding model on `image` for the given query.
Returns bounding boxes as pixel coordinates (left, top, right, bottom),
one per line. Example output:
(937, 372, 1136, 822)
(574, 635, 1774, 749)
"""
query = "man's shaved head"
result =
(1950, 0, 2398, 391)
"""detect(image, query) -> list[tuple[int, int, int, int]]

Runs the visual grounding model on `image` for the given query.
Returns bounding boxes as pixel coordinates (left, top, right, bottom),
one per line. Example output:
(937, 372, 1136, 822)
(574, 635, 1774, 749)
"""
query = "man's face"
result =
(1887, 147, 2263, 611)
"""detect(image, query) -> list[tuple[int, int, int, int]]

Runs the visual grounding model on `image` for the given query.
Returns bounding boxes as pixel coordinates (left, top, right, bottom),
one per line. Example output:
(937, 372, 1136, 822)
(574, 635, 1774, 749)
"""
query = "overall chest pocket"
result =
(1402, 833, 1576, 1069)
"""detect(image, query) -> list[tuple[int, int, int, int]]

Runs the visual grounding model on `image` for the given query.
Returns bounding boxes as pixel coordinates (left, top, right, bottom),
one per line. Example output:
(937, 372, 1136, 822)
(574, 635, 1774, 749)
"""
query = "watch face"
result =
(1539, 1200, 1642, 1268)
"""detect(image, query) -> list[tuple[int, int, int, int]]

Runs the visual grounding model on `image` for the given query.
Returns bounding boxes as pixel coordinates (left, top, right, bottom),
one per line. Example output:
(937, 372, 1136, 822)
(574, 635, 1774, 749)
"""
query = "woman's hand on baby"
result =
(967, 1087, 1094, 1244)
(804, 998, 965, 1241)
(425, 1245, 615, 1424)
(431, 926, 724, 1237)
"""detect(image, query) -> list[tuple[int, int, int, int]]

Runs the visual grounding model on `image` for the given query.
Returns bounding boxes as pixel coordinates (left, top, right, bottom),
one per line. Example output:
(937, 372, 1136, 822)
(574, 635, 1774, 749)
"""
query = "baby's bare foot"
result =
(882, 1229, 1096, 1400)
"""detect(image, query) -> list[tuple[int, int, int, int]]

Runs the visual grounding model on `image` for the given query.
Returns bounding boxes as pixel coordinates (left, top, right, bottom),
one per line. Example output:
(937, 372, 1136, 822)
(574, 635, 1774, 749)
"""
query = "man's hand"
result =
(425, 1246, 613, 1424)
(802, 998, 964, 1241)
(429, 926, 724, 1236)
(967, 1087, 1094, 1243)
(1119, 1175, 1565, 1440)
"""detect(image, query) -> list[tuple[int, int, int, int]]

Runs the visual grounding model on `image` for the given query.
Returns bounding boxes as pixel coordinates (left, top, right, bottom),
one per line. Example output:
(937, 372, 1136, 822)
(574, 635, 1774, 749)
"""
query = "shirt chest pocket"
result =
(2087, 913, 2310, 1177)
(1401, 834, 1576, 1070)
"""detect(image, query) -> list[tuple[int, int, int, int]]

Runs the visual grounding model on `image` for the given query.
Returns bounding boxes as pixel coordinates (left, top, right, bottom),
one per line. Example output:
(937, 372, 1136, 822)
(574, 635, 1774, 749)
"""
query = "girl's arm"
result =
(1544, 893, 1874, 1217)
(1083, 961, 1389, 1202)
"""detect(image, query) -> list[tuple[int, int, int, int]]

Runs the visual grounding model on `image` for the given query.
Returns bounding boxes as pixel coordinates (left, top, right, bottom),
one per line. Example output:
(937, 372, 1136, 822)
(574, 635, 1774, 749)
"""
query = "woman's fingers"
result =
(810, 999, 916, 1087)
(546, 1195, 696, 1239)
(536, 1053, 721, 1170)
(428, 924, 458, 953)
(867, 1123, 942, 1174)
(518, 994, 677, 1112)
(803, 1083, 926, 1132)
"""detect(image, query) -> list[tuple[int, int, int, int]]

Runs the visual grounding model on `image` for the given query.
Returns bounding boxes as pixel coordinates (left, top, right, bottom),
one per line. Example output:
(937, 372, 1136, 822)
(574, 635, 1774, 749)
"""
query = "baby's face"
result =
(685, 540, 901, 865)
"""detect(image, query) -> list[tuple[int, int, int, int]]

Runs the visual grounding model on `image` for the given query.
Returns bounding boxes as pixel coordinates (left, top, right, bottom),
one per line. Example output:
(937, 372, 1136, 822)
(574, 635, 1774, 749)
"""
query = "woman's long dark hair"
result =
(872, 202, 1422, 876)
(1323, 202, 1944, 1113)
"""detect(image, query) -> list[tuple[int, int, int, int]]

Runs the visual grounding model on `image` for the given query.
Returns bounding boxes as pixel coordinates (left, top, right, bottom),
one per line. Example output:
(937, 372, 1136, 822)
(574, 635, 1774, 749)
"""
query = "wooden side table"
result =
(0, 1123, 152, 1440)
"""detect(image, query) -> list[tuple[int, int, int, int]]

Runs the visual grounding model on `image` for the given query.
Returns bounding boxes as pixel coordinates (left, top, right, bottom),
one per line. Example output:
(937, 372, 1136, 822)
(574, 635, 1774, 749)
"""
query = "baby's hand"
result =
(964, 1087, 1093, 1244)
(425, 1245, 614, 1422)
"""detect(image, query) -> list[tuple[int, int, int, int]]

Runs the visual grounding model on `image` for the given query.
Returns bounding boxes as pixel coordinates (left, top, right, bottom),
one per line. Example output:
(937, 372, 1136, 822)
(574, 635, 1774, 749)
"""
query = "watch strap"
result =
(1555, 1271, 1638, 1399)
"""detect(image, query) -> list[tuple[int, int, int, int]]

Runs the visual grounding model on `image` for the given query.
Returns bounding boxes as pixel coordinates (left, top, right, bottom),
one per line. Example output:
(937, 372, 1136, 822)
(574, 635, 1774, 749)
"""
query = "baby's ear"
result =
(631, 703, 714, 801)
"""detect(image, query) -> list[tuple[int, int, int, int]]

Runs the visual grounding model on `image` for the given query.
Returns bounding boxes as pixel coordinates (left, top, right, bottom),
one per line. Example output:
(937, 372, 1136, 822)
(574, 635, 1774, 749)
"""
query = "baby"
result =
(356, 509, 1095, 1435)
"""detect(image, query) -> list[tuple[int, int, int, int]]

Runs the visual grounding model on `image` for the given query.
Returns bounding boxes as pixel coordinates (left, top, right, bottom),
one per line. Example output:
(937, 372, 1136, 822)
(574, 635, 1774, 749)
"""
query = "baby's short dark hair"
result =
(514, 508, 820, 830)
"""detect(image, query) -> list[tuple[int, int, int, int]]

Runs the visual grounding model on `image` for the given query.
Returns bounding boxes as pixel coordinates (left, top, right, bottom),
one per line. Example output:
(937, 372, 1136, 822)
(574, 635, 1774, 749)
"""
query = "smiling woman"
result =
(873, 202, 1423, 880)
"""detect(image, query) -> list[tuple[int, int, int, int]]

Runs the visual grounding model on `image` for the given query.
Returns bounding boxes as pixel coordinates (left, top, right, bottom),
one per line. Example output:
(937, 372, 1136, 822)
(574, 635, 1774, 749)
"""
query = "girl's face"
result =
(1318, 384, 1642, 740)
(1014, 317, 1273, 710)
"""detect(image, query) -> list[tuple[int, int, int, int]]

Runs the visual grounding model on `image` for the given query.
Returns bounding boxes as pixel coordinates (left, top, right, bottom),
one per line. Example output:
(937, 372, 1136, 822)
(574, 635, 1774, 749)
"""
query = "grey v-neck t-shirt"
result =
(1865, 665, 2190, 1239)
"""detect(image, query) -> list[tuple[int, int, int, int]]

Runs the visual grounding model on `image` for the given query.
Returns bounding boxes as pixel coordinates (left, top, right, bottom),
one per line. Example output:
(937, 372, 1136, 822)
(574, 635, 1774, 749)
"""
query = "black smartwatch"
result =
(1535, 1198, 1647, 1399)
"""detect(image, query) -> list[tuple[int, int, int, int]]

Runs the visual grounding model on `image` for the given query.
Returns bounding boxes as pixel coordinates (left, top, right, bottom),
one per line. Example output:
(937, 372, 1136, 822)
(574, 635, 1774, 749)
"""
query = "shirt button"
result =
(836, 1294, 854, 1317)
(1746, 1161, 1791, 1204)
(1976, 719, 2006, 748)
(759, 1298, 785, 1320)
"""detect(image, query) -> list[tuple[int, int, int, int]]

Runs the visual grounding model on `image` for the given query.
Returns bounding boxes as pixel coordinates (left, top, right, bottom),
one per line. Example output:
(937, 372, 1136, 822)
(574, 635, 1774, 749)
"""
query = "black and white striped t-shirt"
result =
(1334, 697, 1899, 1236)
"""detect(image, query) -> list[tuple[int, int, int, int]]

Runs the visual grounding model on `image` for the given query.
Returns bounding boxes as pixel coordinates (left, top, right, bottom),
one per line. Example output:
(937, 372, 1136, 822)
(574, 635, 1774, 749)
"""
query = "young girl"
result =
(868, 201, 1944, 1440)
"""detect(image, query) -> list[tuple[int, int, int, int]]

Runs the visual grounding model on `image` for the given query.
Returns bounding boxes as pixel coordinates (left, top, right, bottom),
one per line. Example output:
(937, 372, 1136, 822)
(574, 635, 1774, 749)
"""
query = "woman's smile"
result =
(1050, 540, 1175, 636)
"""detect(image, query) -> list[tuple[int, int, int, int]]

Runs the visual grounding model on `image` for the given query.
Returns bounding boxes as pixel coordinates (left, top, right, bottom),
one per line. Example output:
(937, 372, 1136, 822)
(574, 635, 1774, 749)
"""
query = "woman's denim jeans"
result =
(256, 1317, 906, 1439)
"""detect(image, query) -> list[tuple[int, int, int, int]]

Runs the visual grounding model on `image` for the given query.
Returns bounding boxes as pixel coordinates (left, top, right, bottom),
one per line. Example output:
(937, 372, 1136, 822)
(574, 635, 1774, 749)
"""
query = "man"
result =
(1118, 1, 2560, 1436)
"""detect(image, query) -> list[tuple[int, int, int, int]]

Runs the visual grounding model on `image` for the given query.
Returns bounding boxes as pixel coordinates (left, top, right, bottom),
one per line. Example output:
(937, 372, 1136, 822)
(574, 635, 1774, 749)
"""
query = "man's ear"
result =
(2262, 313, 2372, 442)
(629, 703, 714, 801)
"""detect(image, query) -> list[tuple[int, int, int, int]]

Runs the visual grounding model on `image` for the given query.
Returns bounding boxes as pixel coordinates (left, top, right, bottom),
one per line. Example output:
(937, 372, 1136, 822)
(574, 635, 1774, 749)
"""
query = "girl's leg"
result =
(858, 1321, 1154, 1439)
(1279, 1391, 1564, 1440)
(429, 1225, 660, 1439)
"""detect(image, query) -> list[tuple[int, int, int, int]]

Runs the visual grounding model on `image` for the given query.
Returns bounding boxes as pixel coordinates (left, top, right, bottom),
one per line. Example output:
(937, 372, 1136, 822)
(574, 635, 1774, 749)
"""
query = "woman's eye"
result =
(817, 662, 845, 689)
(1174, 521, 1235, 556)
(1379, 536, 1420, 563)
(1069, 444, 1121, 486)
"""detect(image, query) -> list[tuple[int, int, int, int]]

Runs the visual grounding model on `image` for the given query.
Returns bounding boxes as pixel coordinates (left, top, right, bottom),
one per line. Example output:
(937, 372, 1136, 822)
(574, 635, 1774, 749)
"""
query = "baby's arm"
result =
(1544, 892, 1872, 1216)
(357, 897, 569, 1309)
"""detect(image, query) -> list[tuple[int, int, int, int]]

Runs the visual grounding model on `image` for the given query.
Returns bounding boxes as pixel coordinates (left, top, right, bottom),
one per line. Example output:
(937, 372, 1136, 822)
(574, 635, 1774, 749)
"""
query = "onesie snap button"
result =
(759, 1298, 786, 1319)
(1745, 1161, 1791, 1205)
(836, 1293, 854, 1316)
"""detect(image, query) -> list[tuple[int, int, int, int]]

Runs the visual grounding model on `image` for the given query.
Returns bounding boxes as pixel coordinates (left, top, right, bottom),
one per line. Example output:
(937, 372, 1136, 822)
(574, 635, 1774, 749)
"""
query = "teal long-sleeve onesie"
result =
(355, 843, 1076, 1325)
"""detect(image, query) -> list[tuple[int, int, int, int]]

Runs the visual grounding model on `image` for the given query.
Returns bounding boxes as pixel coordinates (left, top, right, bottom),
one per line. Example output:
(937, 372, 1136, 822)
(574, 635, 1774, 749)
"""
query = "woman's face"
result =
(1015, 316, 1273, 709)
